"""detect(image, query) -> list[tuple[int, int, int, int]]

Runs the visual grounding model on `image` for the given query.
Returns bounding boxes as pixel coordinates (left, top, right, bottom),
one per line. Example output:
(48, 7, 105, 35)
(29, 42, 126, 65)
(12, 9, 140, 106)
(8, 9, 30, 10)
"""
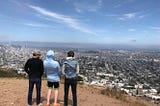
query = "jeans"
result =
(28, 78, 42, 105)
(64, 78, 77, 106)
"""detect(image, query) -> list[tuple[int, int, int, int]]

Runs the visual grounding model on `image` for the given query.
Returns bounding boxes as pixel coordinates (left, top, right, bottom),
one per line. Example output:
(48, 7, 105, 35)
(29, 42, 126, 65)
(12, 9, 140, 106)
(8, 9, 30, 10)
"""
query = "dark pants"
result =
(64, 78, 77, 106)
(28, 78, 42, 105)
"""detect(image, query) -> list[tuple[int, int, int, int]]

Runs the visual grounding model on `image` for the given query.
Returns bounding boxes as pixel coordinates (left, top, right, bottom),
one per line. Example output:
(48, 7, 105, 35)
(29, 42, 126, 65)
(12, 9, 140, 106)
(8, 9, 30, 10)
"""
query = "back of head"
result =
(33, 51, 41, 57)
(46, 50, 54, 59)
(67, 51, 74, 57)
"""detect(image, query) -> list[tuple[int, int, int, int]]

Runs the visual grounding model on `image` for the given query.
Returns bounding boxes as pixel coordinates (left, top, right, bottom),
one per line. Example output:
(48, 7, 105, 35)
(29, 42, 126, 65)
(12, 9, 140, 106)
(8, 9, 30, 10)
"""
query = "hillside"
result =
(0, 78, 155, 106)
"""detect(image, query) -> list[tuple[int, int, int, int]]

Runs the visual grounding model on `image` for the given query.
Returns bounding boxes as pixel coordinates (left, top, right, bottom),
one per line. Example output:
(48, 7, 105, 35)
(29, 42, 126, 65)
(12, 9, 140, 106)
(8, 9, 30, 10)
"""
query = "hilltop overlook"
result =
(0, 78, 154, 106)
(1, 44, 160, 105)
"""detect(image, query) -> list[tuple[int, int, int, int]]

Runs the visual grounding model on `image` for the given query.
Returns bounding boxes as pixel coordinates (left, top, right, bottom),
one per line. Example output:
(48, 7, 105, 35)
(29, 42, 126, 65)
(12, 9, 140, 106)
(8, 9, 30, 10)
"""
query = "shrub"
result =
(101, 87, 150, 106)
(0, 68, 25, 78)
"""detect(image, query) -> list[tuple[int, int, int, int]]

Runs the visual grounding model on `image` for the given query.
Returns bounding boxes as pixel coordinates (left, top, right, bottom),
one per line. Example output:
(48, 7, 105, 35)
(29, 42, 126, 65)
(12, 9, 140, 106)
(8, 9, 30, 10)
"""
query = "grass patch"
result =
(0, 68, 25, 78)
(101, 87, 151, 106)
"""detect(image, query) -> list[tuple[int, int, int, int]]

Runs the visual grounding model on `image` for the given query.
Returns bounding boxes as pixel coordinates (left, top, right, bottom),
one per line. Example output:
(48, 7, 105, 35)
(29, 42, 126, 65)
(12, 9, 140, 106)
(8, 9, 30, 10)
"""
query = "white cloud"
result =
(118, 13, 137, 20)
(28, 5, 96, 35)
(124, 13, 136, 18)
(128, 29, 136, 32)
(22, 22, 54, 28)
(114, 0, 135, 8)
(151, 27, 160, 30)
(98, 0, 103, 6)
(10, 0, 22, 7)
(73, 1, 101, 13)
(151, 27, 160, 33)
(118, 12, 146, 21)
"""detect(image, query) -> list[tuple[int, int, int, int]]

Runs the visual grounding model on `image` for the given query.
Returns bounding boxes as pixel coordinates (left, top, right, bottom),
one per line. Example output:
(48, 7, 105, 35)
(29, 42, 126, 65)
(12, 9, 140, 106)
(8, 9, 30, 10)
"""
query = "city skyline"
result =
(0, 0, 160, 45)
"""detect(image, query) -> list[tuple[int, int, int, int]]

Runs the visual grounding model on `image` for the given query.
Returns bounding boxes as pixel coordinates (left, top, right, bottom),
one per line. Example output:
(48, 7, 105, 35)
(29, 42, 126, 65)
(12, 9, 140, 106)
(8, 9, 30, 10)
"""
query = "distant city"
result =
(1, 41, 160, 104)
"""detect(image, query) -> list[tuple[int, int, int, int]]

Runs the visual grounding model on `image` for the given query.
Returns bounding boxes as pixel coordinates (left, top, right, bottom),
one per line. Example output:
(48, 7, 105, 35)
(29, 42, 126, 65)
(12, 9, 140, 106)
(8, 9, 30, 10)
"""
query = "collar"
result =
(66, 57, 74, 60)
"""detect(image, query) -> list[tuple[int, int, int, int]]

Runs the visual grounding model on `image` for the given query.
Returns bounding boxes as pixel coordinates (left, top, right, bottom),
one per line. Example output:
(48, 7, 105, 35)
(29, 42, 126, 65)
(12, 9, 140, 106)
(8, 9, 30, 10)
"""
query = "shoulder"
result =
(73, 60, 79, 64)
(54, 61, 60, 65)
(64, 61, 67, 64)
(27, 58, 33, 62)
(38, 59, 43, 63)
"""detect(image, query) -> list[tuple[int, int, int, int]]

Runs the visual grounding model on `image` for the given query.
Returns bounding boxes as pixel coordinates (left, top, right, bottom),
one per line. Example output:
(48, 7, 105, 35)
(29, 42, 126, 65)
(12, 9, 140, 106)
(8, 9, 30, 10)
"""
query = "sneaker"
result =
(37, 103, 43, 106)
(53, 103, 60, 106)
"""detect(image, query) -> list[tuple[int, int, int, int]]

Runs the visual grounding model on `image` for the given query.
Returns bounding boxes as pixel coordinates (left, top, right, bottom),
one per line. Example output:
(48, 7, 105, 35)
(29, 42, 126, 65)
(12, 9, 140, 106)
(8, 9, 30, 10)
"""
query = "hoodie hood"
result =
(46, 50, 54, 59)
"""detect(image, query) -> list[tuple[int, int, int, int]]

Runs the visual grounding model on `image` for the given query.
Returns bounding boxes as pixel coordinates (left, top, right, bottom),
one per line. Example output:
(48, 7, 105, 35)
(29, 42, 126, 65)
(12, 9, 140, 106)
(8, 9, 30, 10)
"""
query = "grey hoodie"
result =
(62, 57, 79, 79)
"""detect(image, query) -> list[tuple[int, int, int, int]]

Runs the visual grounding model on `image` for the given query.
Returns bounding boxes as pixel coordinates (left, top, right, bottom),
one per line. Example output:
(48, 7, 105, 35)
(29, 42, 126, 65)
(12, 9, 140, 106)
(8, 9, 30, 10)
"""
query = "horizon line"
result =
(1, 40, 160, 46)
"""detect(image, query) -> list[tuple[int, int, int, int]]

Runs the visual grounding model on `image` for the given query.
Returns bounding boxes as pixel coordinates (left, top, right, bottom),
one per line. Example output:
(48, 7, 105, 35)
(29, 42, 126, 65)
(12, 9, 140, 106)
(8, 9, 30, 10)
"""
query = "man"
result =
(62, 51, 79, 106)
(24, 51, 44, 106)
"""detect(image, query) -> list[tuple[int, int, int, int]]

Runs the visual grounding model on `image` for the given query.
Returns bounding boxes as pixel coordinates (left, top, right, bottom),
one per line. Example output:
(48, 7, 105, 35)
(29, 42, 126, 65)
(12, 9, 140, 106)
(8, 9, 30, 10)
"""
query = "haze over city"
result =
(0, 0, 160, 45)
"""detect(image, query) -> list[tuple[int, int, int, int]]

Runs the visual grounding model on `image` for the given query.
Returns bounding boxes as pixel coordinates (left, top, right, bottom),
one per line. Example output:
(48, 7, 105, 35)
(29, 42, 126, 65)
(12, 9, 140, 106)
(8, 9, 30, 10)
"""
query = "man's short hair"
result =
(33, 51, 41, 56)
(67, 51, 74, 57)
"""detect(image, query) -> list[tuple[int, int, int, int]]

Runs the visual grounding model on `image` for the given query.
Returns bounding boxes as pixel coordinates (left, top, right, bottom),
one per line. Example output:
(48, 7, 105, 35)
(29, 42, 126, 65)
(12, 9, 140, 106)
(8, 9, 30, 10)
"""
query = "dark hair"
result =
(33, 53, 37, 56)
(33, 51, 41, 56)
(67, 51, 74, 57)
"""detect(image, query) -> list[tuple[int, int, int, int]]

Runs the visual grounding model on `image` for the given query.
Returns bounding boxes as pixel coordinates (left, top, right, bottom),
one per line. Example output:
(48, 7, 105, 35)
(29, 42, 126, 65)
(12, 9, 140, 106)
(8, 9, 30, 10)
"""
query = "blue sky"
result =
(0, 0, 160, 45)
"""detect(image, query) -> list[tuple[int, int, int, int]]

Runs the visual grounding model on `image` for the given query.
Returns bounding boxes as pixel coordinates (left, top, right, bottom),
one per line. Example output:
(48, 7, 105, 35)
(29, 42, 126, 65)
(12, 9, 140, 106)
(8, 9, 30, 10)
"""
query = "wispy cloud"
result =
(151, 26, 160, 32)
(28, 5, 96, 35)
(114, 0, 135, 8)
(98, 0, 103, 6)
(118, 12, 146, 21)
(106, 12, 147, 21)
(128, 28, 136, 32)
(118, 13, 137, 20)
(22, 22, 55, 28)
(10, 0, 22, 7)
(73, 0, 102, 13)
(151, 27, 160, 30)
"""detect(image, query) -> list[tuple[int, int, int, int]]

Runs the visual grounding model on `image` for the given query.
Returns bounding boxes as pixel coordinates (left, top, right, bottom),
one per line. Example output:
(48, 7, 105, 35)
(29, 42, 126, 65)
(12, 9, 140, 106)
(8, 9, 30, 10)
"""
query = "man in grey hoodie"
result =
(43, 50, 61, 106)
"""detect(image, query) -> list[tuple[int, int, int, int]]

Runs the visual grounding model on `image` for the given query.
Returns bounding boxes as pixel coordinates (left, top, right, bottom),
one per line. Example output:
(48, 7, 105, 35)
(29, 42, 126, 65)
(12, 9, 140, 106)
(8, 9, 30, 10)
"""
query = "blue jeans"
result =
(28, 78, 42, 105)
(64, 78, 77, 106)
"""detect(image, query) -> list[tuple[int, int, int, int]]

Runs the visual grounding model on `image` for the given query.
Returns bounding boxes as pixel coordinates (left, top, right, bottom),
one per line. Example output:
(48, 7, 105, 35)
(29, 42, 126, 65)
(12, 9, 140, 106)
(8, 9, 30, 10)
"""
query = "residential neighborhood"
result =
(0, 44, 160, 104)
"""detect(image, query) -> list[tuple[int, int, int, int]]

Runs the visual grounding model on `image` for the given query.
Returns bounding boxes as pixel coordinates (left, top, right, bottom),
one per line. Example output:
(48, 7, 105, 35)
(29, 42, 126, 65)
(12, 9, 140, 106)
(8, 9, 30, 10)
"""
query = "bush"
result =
(0, 68, 25, 78)
(101, 87, 126, 101)
(101, 87, 150, 106)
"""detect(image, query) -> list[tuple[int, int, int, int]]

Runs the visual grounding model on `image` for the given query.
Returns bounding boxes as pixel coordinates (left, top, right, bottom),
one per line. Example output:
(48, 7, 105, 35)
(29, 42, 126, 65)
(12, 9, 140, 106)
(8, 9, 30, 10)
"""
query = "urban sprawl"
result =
(0, 44, 160, 104)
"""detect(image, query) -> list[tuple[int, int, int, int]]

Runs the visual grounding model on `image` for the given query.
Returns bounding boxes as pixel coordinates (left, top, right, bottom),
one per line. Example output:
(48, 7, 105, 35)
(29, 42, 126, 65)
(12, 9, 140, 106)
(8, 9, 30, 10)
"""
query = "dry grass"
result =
(101, 87, 153, 106)
(0, 68, 156, 106)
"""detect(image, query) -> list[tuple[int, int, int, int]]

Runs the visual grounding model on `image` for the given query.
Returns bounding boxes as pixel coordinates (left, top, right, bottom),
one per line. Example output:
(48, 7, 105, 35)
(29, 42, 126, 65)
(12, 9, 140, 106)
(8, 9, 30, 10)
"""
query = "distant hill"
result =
(1, 41, 160, 51)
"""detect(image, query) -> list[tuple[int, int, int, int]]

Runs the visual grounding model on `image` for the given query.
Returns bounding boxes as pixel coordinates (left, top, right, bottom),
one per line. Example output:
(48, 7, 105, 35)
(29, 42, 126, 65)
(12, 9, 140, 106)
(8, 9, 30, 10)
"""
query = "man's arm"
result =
(57, 63, 61, 77)
(76, 63, 79, 75)
(62, 63, 65, 75)
(24, 60, 30, 74)
(40, 60, 44, 76)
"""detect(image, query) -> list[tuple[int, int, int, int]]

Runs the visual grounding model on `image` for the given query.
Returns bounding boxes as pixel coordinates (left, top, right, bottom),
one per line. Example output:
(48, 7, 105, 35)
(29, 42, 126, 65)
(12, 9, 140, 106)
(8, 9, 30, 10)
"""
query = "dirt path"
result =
(0, 78, 142, 106)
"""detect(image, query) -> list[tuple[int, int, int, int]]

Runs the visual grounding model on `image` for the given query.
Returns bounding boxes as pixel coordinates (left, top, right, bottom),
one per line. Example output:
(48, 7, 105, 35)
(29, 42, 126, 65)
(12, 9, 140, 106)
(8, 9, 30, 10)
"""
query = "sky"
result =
(0, 0, 160, 45)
